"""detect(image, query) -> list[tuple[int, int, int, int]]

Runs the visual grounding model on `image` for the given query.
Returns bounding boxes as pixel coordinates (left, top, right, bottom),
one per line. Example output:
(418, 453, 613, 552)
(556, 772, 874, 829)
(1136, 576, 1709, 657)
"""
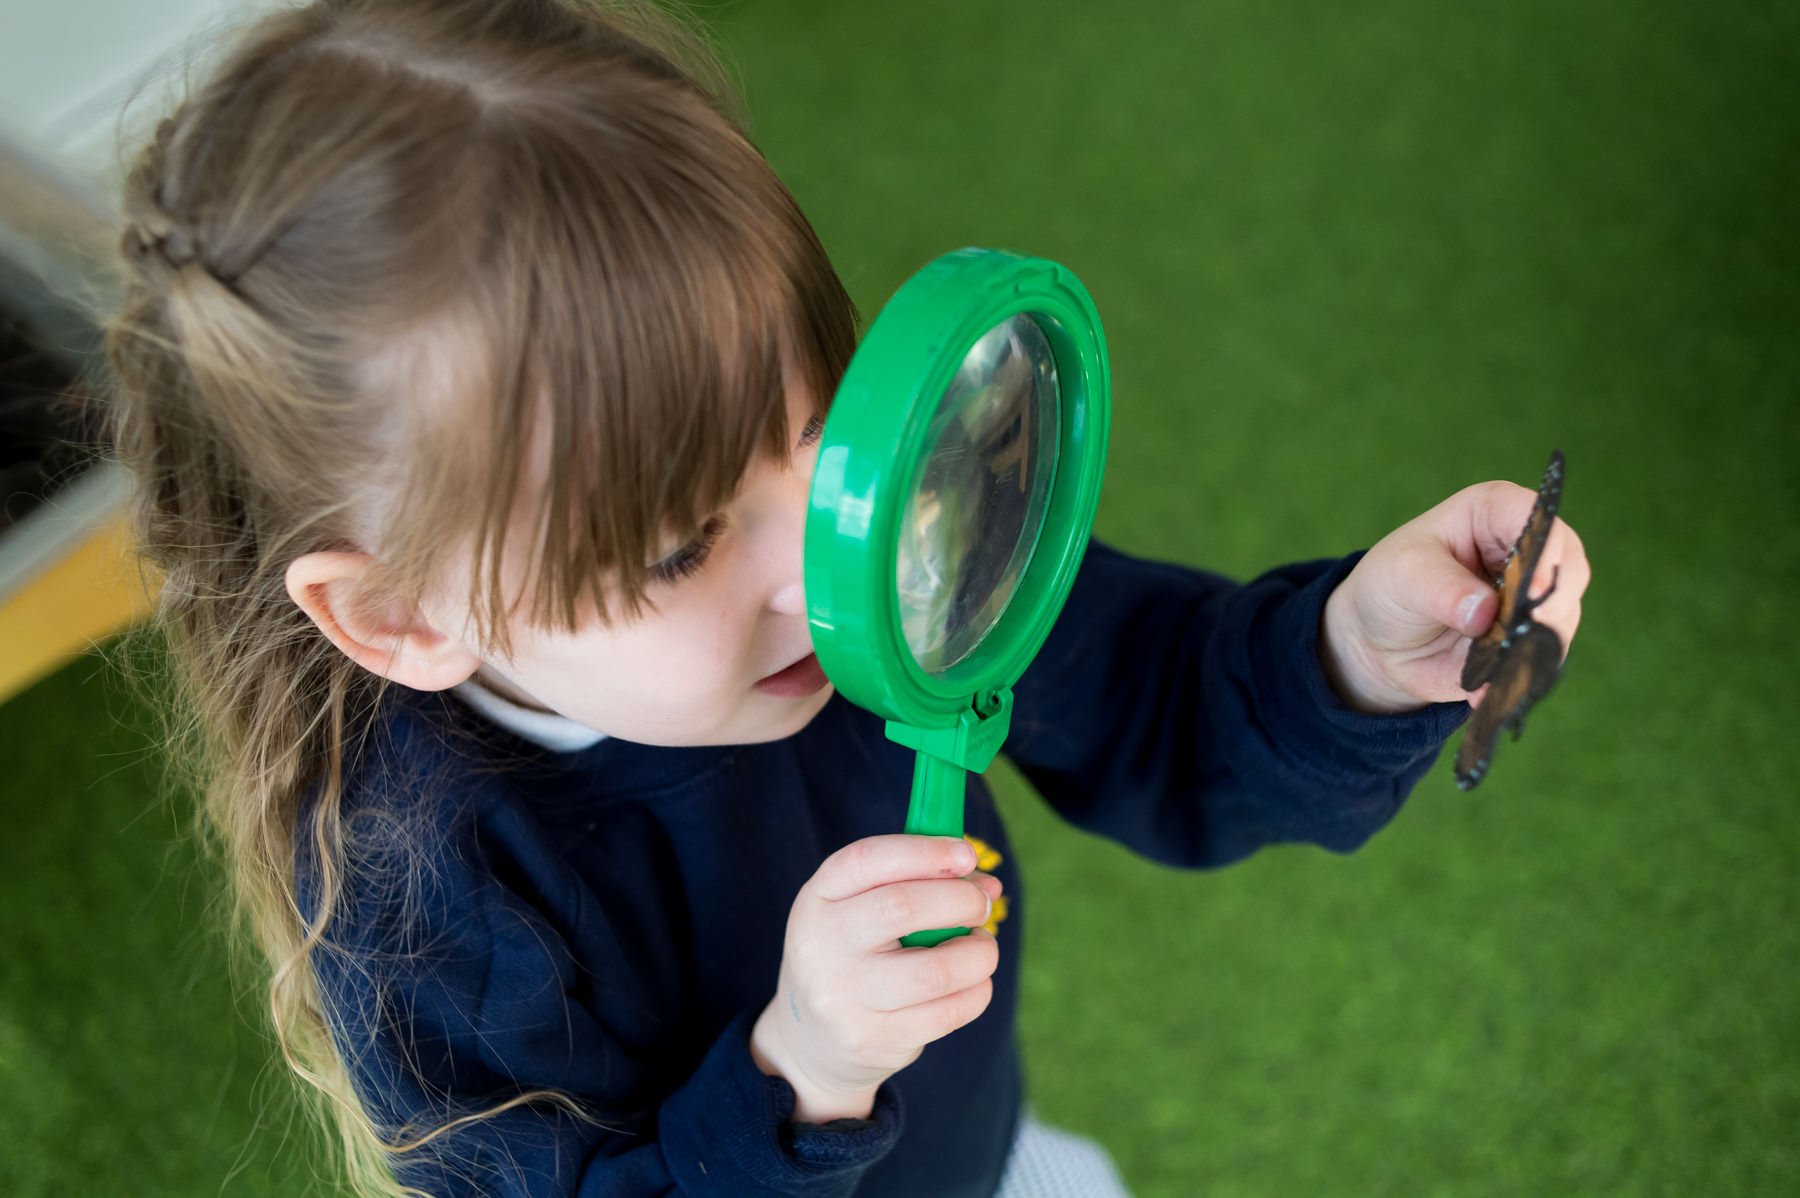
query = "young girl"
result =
(104, 1, 1588, 1195)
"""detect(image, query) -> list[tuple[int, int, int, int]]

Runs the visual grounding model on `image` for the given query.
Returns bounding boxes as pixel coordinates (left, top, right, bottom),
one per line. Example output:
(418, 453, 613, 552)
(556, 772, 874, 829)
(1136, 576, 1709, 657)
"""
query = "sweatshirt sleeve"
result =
(305, 790, 901, 1197)
(1001, 537, 1470, 868)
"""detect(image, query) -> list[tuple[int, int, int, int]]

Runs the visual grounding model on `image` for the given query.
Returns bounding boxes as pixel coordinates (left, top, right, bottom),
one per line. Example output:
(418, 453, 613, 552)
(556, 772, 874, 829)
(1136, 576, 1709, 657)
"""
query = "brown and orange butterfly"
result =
(1454, 449, 1566, 790)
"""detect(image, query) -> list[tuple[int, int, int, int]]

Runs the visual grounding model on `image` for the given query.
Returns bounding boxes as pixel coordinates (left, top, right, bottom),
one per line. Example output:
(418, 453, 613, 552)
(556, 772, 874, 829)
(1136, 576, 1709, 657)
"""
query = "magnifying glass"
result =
(806, 248, 1110, 947)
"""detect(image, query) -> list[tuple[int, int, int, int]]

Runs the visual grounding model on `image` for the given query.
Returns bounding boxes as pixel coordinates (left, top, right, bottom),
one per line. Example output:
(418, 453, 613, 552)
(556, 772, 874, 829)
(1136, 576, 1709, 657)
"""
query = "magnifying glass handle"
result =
(887, 693, 1013, 948)
(900, 754, 973, 948)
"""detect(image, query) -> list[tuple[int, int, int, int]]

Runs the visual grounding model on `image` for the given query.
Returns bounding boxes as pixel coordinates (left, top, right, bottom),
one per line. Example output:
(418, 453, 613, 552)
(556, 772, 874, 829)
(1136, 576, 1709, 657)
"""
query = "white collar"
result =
(450, 674, 610, 753)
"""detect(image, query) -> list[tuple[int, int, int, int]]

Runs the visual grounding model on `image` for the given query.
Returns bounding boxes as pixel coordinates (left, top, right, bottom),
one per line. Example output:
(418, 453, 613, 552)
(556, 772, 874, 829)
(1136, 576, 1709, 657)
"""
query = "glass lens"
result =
(897, 313, 1060, 673)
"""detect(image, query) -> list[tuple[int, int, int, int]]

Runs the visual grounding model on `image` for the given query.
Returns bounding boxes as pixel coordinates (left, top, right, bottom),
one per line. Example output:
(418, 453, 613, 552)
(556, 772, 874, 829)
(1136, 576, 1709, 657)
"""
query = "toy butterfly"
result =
(1453, 449, 1566, 790)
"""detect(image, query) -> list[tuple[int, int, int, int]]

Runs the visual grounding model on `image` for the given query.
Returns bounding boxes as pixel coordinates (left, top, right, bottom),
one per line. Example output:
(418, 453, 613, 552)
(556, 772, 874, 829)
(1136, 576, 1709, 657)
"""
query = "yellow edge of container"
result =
(0, 514, 154, 705)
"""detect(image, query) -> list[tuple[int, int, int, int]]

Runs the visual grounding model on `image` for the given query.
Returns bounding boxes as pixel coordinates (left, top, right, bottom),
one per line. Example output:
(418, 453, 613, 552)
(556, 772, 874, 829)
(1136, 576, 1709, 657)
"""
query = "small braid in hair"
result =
(120, 116, 232, 287)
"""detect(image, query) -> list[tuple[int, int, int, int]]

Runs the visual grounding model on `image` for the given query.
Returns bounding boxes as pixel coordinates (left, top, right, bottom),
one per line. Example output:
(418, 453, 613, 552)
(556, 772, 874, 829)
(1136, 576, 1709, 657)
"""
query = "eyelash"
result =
(649, 515, 726, 584)
(647, 414, 825, 586)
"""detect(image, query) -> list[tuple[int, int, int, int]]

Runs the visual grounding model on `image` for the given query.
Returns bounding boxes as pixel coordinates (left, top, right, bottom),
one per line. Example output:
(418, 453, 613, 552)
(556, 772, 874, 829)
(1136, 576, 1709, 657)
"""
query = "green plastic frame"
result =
(806, 248, 1109, 722)
(805, 247, 1110, 945)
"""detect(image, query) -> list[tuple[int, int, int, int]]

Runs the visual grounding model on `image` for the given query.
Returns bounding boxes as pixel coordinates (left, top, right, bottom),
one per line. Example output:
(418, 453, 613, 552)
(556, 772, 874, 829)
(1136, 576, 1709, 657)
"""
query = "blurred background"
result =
(3, 0, 1795, 1194)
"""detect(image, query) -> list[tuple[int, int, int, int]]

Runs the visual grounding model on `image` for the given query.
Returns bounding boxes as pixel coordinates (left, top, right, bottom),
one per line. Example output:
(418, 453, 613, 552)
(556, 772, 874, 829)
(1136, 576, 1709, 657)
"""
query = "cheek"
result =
(517, 598, 754, 718)
(636, 610, 738, 685)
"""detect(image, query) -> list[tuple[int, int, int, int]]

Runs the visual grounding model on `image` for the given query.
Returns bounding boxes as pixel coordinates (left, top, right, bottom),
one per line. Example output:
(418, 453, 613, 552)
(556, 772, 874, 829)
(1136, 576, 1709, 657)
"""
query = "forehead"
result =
(480, 356, 822, 611)
(369, 268, 838, 647)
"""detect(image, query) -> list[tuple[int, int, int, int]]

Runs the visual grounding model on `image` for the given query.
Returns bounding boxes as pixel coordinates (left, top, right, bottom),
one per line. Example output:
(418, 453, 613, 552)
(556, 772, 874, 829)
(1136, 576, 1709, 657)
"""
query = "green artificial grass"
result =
(0, 653, 324, 1196)
(4, 0, 1796, 1193)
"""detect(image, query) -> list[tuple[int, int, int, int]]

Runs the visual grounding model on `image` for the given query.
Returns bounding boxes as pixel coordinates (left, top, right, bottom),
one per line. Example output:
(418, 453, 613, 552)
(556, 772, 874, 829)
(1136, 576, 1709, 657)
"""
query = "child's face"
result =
(426, 384, 835, 747)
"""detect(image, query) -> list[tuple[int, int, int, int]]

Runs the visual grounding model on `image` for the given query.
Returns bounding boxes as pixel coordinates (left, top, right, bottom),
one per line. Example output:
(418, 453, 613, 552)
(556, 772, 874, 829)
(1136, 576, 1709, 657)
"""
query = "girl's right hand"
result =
(749, 834, 1003, 1124)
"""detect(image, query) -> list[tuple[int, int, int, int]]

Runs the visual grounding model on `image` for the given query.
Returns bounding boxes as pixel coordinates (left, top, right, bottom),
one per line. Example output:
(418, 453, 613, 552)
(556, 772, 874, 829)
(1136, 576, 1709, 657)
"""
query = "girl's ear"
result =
(284, 551, 481, 691)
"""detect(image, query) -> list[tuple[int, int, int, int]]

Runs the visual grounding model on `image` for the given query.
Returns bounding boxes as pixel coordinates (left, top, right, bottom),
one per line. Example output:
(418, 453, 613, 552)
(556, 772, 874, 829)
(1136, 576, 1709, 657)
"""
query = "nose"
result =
(764, 458, 811, 617)
(769, 576, 806, 616)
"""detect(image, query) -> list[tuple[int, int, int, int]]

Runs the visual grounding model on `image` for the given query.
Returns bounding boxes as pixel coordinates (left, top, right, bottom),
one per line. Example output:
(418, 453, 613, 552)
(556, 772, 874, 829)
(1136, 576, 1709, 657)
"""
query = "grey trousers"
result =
(993, 1110, 1132, 1197)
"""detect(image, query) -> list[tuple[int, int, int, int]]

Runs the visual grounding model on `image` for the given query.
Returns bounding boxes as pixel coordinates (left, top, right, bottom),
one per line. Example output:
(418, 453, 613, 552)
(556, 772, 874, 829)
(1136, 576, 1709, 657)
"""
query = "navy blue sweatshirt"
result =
(300, 538, 1468, 1197)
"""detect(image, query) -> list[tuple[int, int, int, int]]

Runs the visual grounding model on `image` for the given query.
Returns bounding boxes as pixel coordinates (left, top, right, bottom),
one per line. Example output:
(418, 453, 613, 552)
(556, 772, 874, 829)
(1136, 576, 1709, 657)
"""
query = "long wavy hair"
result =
(102, 2, 855, 1192)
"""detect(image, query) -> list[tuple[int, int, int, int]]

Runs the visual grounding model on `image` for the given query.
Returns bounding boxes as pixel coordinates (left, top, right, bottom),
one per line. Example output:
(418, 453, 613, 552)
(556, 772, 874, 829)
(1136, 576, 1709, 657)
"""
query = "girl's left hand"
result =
(1319, 480, 1591, 715)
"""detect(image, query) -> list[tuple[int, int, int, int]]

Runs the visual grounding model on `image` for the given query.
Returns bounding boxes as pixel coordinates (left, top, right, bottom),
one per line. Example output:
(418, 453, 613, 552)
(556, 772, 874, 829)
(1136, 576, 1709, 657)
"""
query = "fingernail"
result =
(1458, 592, 1485, 630)
(952, 840, 977, 873)
(972, 880, 993, 921)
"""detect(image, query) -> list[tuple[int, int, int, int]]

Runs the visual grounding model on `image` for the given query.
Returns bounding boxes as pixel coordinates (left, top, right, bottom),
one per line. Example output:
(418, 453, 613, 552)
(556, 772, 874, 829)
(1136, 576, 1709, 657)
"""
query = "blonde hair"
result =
(103, 1, 855, 1192)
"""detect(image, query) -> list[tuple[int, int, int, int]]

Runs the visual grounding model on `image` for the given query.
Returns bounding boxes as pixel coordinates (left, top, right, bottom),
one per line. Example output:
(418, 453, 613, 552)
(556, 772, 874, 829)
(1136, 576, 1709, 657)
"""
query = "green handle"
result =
(900, 753, 971, 948)
(887, 691, 1013, 949)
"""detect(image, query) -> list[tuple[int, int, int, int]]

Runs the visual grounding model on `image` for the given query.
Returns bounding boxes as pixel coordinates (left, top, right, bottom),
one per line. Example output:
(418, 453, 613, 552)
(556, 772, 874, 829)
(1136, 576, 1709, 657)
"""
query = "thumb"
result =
(1411, 548, 1498, 636)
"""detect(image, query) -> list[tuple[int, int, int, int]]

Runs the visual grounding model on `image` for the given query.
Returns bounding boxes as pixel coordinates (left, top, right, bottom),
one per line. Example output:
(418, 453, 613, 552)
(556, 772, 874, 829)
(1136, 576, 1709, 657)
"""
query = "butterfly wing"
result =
(1496, 450, 1564, 626)
(1454, 621, 1564, 790)
(1452, 686, 1503, 790)
(1460, 449, 1564, 692)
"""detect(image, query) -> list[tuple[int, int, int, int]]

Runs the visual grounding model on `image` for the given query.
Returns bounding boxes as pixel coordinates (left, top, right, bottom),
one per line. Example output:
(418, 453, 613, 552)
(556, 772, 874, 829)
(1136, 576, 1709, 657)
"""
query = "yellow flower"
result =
(982, 895, 1010, 937)
(964, 834, 1003, 873)
(963, 835, 1008, 934)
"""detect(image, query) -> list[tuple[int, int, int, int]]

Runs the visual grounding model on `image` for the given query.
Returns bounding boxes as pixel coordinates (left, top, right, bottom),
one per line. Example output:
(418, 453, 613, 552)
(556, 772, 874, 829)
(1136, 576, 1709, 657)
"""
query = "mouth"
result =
(753, 652, 830, 698)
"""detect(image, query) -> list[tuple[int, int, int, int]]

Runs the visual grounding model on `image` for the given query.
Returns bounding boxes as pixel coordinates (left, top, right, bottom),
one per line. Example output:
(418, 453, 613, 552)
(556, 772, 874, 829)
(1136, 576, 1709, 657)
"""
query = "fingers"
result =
(809, 835, 977, 903)
(1465, 480, 1544, 574)
(767, 836, 1005, 1104)
(1397, 536, 1501, 637)
(880, 974, 997, 1048)
(1437, 480, 1592, 632)
(830, 872, 1000, 951)
(861, 927, 1002, 1011)
(1328, 474, 1593, 711)
(1527, 527, 1587, 659)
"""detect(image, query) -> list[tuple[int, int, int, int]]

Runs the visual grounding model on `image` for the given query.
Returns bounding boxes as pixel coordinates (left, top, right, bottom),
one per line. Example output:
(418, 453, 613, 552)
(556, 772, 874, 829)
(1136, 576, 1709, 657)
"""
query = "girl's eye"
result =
(649, 515, 726, 585)
(645, 418, 818, 588)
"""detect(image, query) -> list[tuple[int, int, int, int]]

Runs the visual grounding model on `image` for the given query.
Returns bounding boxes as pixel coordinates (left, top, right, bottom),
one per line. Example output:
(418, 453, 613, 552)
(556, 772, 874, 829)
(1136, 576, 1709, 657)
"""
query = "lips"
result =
(754, 652, 830, 698)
